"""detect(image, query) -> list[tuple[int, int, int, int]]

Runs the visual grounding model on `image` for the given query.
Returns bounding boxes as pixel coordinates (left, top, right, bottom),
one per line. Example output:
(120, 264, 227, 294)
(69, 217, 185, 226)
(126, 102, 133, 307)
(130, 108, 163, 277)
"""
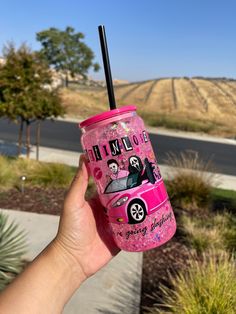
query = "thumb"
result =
(64, 154, 89, 209)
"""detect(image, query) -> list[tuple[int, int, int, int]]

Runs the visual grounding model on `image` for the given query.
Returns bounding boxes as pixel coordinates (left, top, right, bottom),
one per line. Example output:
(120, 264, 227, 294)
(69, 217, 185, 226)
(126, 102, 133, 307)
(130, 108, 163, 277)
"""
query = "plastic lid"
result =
(79, 105, 137, 128)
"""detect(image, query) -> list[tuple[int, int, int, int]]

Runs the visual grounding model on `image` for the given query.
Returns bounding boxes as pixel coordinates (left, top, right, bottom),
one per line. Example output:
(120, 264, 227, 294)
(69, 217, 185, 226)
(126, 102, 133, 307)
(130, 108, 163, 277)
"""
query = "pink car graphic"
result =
(100, 172, 168, 225)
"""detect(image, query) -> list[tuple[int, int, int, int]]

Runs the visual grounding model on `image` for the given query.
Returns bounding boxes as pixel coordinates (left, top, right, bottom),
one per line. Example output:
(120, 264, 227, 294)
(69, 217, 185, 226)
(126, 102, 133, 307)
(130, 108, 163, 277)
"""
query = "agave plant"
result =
(0, 212, 27, 291)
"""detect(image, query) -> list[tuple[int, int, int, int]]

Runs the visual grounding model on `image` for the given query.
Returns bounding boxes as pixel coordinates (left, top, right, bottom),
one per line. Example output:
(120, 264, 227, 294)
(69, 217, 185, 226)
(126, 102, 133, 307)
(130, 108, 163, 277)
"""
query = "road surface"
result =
(0, 118, 236, 176)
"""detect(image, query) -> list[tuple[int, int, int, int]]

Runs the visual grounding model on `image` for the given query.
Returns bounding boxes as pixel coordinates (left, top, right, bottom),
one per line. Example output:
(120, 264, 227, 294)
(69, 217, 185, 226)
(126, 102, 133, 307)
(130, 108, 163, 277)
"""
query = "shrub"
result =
(180, 212, 236, 254)
(0, 155, 15, 189)
(13, 157, 37, 176)
(166, 151, 214, 209)
(220, 212, 236, 252)
(180, 215, 224, 253)
(0, 156, 81, 189)
(29, 162, 74, 187)
(146, 250, 236, 314)
(0, 212, 27, 290)
(13, 158, 38, 189)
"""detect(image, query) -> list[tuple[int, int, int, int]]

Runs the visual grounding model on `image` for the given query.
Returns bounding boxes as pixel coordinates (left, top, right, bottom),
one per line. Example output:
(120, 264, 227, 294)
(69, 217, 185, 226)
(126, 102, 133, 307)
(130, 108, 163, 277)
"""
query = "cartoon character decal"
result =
(107, 159, 129, 181)
(128, 156, 143, 174)
(101, 155, 167, 225)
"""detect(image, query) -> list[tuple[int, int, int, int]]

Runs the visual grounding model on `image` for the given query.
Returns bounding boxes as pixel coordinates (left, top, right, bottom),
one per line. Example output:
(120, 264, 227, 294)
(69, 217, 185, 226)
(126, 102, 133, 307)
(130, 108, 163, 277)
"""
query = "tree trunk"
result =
(36, 120, 41, 161)
(26, 121, 31, 159)
(65, 73, 69, 88)
(18, 118, 24, 156)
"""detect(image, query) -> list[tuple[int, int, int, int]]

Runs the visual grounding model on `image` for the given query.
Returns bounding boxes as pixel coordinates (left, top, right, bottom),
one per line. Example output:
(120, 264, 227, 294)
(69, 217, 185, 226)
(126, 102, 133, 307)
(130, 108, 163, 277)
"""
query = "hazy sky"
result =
(1, 0, 236, 81)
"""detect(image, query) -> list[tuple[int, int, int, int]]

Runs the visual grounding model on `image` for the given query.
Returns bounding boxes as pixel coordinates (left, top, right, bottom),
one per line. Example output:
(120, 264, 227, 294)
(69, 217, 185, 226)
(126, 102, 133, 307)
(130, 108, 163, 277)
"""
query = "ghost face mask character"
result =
(109, 162, 119, 175)
(129, 156, 141, 171)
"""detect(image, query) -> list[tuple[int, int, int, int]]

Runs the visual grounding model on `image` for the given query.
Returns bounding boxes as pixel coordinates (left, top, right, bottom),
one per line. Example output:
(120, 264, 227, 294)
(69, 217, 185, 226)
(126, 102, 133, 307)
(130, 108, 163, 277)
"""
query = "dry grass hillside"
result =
(60, 78, 236, 138)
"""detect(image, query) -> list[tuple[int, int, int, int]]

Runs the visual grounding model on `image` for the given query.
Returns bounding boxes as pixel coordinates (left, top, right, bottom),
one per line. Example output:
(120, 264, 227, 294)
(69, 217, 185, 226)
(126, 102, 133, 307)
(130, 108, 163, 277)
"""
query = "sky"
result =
(0, 0, 236, 82)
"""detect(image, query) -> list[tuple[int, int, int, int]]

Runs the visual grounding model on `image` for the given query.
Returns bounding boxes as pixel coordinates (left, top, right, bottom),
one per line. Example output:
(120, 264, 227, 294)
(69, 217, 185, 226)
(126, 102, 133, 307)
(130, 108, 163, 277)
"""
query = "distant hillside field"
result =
(60, 78, 236, 138)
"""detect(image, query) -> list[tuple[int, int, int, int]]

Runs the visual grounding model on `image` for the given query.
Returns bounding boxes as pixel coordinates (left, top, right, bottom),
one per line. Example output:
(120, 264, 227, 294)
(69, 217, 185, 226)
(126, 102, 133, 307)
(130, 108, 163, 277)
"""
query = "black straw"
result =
(98, 25, 116, 110)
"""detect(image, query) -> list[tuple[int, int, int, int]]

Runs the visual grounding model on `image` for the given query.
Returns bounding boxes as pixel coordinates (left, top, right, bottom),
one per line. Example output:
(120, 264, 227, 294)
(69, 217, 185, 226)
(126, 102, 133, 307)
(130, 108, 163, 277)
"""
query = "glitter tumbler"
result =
(79, 105, 176, 251)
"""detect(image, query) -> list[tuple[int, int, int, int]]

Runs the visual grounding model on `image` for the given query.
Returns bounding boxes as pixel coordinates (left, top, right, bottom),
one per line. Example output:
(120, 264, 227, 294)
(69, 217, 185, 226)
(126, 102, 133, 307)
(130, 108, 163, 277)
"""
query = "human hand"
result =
(54, 155, 120, 282)
(0, 155, 120, 314)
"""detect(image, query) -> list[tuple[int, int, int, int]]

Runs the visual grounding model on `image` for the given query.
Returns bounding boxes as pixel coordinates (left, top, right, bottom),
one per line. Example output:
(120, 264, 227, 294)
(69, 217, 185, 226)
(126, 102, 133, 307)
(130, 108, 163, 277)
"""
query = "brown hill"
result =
(60, 78, 236, 138)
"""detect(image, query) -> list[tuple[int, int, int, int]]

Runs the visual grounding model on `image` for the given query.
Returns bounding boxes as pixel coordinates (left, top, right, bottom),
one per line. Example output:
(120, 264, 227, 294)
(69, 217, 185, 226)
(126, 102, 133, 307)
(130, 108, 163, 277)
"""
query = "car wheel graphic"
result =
(128, 199, 147, 224)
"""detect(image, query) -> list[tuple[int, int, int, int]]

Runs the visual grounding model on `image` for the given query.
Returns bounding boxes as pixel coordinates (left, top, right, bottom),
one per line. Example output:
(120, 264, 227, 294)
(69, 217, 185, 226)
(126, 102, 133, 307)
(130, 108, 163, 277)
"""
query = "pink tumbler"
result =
(79, 105, 176, 252)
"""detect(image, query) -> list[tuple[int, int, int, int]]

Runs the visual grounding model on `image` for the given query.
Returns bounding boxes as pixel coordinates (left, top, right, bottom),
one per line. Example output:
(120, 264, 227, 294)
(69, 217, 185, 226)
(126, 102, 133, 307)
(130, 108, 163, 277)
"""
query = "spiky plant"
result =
(166, 151, 214, 209)
(0, 155, 15, 189)
(29, 161, 74, 187)
(179, 214, 228, 253)
(145, 250, 236, 314)
(0, 212, 27, 291)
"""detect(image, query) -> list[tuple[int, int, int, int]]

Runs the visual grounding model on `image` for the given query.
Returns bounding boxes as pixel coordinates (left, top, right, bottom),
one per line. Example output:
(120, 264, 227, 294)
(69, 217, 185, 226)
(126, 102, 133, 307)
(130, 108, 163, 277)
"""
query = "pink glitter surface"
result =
(110, 201, 176, 252)
(80, 109, 177, 252)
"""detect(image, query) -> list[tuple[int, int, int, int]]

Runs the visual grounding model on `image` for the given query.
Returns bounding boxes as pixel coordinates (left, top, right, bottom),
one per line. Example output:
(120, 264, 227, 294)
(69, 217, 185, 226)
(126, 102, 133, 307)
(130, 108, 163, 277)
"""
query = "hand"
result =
(54, 155, 120, 282)
(0, 155, 120, 314)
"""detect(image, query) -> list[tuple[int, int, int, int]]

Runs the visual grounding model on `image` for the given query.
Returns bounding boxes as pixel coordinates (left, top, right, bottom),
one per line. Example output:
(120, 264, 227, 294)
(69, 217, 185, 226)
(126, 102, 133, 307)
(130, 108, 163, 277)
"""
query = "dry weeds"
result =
(60, 78, 236, 137)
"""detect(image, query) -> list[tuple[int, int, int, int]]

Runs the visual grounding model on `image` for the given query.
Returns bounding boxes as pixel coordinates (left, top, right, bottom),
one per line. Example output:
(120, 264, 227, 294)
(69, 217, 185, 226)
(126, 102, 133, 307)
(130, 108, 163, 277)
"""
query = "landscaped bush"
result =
(0, 155, 76, 189)
(0, 212, 27, 291)
(180, 215, 224, 253)
(13, 157, 38, 176)
(219, 212, 236, 252)
(29, 162, 75, 187)
(166, 151, 214, 208)
(180, 210, 236, 254)
(0, 155, 15, 189)
(145, 250, 236, 314)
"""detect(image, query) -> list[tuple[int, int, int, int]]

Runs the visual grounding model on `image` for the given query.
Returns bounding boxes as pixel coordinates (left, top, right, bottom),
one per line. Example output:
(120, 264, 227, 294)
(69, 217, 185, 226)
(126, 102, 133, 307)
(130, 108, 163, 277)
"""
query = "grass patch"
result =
(165, 151, 213, 209)
(0, 155, 76, 189)
(0, 155, 97, 197)
(167, 173, 211, 209)
(211, 188, 236, 213)
(29, 162, 75, 188)
(140, 112, 217, 133)
(219, 212, 236, 252)
(180, 215, 225, 253)
(179, 210, 236, 254)
(0, 155, 15, 190)
(212, 188, 236, 200)
(146, 250, 236, 314)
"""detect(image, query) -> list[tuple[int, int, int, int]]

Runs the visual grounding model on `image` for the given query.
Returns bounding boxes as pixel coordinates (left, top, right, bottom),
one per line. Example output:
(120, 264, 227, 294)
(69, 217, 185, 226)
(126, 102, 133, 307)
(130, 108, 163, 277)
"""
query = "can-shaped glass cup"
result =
(79, 106, 176, 252)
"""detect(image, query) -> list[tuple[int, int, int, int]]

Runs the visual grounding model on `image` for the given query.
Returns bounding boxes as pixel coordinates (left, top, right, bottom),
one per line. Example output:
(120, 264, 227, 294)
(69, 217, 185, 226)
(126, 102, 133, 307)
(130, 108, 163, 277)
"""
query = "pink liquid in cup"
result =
(79, 105, 176, 252)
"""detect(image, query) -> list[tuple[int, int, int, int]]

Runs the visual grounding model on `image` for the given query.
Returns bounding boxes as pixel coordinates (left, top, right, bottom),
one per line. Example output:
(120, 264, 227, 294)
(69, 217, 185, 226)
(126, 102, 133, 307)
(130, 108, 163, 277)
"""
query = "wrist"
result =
(49, 237, 87, 288)
(0, 238, 87, 314)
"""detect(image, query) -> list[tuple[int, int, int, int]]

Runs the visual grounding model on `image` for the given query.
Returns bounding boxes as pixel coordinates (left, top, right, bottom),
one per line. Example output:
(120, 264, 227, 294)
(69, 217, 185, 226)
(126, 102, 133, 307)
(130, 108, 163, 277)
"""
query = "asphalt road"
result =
(0, 118, 236, 176)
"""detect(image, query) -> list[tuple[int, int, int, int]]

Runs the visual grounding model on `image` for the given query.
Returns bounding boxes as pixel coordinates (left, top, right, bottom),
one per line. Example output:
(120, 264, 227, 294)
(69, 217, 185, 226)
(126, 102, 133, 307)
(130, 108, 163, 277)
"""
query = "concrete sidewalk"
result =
(1, 138, 235, 313)
(0, 209, 142, 314)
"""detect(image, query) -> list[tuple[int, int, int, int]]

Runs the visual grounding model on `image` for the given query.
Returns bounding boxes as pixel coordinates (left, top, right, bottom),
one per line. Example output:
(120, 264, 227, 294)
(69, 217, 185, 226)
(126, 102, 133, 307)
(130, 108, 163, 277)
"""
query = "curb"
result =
(55, 117, 236, 146)
(1, 141, 236, 191)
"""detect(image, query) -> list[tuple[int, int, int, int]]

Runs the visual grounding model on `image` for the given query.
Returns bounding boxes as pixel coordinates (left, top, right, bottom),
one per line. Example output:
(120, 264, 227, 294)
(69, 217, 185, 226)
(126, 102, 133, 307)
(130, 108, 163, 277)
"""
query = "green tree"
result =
(0, 43, 64, 158)
(34, 90, 64, 160)
(36, 26, 100, 87)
